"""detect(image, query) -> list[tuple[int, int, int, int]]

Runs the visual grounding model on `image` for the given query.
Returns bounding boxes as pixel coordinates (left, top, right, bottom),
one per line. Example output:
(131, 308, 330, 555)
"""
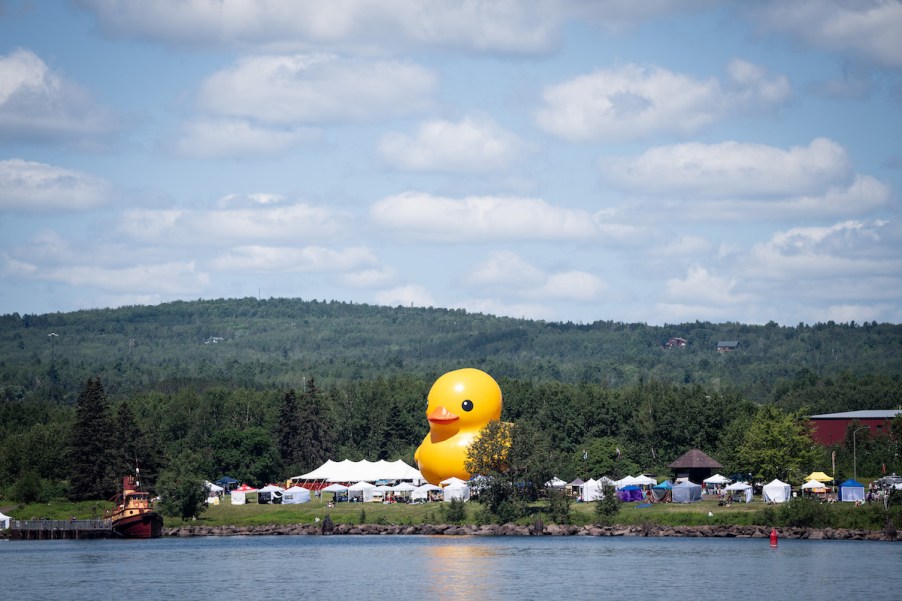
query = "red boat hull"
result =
(112, 511, 164, 539)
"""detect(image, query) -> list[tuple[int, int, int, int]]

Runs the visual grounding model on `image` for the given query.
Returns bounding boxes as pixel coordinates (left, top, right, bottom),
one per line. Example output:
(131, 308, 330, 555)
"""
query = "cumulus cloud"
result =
(174, 119, 319, 159)
(0, 158, 112, 211)
(602, 139, 890, 221)
(751, 0, 902, 69)
(117, 203, 350, 246)
(467, 251, 606, 302)
(377, 116, 526, 172)
(41, 261, 210, 295)
(197, 54, 436, 124)
(370, 192, 600, 242)
(210, 245, 377, 273)
(535, 60, 790, 142)
(340, 267, 397, 288)
(74, 0, 565, 54)
(0, 48, 118, 143)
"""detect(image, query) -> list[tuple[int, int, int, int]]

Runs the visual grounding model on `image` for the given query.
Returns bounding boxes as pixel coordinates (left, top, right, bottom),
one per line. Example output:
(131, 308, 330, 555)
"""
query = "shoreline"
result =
(163, 522, 900, 541)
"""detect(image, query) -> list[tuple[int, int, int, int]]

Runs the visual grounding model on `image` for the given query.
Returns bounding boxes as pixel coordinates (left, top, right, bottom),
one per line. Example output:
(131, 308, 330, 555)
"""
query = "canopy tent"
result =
(0, 511, 10, 529)
(801, 480, 828, 496)
(230, 483, 258, 505)
(348, 481, 377, 502)
(580, 478, 603, 502)
(214, 476, 239, 491)
(839, 479, 865, 502)
(804, 471, 833, 483)
(440, 476, 469, 487)
(651, 480, 673, 502)
(617, 485, 645, 502)
(614, 475, 640, 488)
(546, 477, 567, 489)
(292, 459, 425, 486)
(282, 486, 311, 504)
(704, 474, 730, 484)
(724, 481, 753, 503)
(205, 480, 224, 493)
(633, 475, 657, 487)
(443, 483, 470, 502)
(257, 484, 285, 504)
(321, 483, 349, 502)
(762, 479, 791, 503)
(412, 483, 441, 501)
(671, 481, 702, 503)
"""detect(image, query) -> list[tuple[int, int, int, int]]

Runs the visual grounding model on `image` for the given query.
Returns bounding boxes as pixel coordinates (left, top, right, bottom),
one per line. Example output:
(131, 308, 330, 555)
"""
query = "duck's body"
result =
(415, 368, 502, 486)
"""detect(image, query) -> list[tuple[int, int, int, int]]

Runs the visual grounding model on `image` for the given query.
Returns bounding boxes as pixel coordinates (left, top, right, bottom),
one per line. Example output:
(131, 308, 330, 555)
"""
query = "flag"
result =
(582, 449, 588, 461)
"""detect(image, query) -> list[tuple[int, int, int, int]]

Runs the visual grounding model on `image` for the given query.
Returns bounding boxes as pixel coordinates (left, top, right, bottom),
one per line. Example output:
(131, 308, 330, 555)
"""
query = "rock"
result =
(321, 514, 334, 535)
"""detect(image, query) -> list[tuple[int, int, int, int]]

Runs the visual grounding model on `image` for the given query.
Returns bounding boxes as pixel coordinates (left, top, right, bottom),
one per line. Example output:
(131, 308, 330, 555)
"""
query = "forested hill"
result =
(2, 297, 900, 405)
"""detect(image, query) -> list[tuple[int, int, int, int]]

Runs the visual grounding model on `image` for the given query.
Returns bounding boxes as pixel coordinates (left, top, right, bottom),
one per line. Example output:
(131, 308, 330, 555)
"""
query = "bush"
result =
(546, 489, 572, 525)
(594, 485, 620, 525)
(445, 498, 467, 524)
(358, 508, 367, 524)
(777, 498, 830, 528)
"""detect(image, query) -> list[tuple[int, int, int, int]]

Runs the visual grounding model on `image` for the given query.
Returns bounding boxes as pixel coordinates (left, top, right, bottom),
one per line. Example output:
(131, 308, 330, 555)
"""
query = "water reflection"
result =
(424, 539, 499, 600)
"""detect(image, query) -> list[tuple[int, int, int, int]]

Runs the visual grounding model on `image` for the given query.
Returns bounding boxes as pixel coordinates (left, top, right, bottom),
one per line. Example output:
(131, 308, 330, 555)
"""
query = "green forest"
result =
(1, 297, 901, 504)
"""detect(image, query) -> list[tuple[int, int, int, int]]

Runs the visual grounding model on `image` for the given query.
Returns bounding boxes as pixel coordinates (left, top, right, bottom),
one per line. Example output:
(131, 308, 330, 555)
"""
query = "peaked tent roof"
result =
(292, 459, 423, 483)
(668, 449, 722, 469)
(804, 471, 833, 482)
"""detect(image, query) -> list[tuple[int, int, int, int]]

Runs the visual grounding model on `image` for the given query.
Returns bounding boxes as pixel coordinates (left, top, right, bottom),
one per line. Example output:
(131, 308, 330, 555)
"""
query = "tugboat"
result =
(110, 471, 163, 539)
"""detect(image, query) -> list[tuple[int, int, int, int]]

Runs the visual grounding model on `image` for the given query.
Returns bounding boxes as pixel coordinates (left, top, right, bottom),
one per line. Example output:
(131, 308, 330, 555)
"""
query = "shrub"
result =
(594, 484, 620, 525)
(777, 498, 830, 528)
(445, 498, 467, 524)
(546, 489, 572, 525)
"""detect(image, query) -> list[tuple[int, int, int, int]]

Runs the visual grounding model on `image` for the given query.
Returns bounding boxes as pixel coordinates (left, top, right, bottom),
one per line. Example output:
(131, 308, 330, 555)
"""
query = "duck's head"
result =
(425, 368, 502, 436)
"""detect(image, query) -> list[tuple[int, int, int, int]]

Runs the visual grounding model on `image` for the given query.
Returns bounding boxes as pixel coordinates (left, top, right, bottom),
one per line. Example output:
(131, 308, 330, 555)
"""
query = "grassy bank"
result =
(5, 495, 897, 531)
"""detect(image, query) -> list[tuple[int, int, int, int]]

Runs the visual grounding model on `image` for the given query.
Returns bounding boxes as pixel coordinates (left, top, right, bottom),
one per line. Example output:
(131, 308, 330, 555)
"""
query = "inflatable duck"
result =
(414, 368, 502, 485)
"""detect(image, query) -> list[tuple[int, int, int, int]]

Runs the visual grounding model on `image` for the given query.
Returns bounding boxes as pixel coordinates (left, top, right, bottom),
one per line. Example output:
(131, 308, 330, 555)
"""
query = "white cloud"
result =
(41, 261, 210, 295)
(0, 158, 112, 211)
(117, 203, 350, 246)
(452, 298, 555, 321)
(752, 0, 902, 69)
(210, 245, 377, 273)
(340, 267, 397, 288)
(374, 284, 436, 308)
(535, 60, 790, 142)
(603, 139, 890, 221)
(0, 48, 117, 143)
(75, 0, 565, 54)
(377, 116, 526, 172)
(467, 251, 606, 302)
(217, 193, 287, 208)
(370, 192, 599, 241)
(174, 118, 319, 159)
(197, 54, 436, 125)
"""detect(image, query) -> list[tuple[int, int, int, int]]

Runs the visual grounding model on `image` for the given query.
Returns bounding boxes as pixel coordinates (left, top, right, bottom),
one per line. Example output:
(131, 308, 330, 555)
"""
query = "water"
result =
(3, 535, 901, 600)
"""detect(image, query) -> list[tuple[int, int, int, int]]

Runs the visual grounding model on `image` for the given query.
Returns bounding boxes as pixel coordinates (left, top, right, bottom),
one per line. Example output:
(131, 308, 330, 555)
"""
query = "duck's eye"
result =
(461, 399, 474, 412)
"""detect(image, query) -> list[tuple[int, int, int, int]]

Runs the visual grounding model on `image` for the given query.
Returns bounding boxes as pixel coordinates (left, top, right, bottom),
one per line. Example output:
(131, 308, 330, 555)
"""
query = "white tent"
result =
(580, 478, 604, 502)
(282, 486, 311, 504)
(762, 479, 791, 503)
(440, 476, 469, 487)
(545, 476, 567, 489)
(802, 480, 828, 494)
(321, 483, 349, 501)
(672, 481, 702, 503)
(633, 475, 657, 487)
(205, 480, 224, 504)
(348, 481, 377, 502)
(724, 481, 753, 503)
(614, 475, 640, 489)
(292, 459, 424, 485)
(230, 484, 258, 505)
(257, 484, 285, 504)
(443, 483, 470, 502)
(0, 511, 10, 529)
(412, 483, 441, 501)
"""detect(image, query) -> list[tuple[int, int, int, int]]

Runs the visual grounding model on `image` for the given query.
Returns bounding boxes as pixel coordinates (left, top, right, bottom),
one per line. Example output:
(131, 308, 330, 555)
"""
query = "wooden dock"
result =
(9, 518, 114, 540)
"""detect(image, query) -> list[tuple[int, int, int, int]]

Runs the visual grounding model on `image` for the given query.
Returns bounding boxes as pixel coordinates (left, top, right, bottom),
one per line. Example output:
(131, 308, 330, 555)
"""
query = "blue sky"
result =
(1, 1, 900, 325)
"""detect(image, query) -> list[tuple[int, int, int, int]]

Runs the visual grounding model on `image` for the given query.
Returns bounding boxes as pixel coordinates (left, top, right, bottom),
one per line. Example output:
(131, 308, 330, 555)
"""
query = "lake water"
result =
(3, 535, 901, 600)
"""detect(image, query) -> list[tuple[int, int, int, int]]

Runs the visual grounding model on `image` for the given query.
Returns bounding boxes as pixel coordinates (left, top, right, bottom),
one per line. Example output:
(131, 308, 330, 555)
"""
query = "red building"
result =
(808, 410, 901, 445)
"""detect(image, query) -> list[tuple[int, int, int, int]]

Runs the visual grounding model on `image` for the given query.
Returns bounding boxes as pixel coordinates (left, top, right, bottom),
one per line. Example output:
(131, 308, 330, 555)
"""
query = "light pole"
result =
(853, 425, 869, 482)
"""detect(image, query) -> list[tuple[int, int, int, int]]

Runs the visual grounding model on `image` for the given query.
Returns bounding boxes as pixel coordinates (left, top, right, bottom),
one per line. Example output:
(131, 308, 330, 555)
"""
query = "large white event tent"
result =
(292, 459, 424, 485)
(724, 481, 753, 503)
(762, 479, 792, 503)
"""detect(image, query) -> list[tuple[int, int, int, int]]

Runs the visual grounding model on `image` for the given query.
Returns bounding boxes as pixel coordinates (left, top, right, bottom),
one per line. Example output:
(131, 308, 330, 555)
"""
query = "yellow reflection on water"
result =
(424, 541, 499, 600)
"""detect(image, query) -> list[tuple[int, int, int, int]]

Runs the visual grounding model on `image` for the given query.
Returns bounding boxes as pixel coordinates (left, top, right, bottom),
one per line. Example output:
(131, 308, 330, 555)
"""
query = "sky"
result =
(1, 1, 901, 326)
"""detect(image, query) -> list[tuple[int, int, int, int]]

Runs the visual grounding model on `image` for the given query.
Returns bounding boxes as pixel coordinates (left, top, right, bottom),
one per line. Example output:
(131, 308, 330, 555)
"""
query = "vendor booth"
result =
(703, 473, 731, 494)
(230, 483, 258, 505)
(672, 481, 702, 503)
(282, 486, 311, 504)
(801, 479, 828, 498)
(257, 484, 285, 504)
(617, 485, 645, 502)
(651, 480, 673, 502)
(839, 479, 865, 502)
(724, 481, 753, 503)
(443, 482, 470, 502)
(762, 479, 791, 503)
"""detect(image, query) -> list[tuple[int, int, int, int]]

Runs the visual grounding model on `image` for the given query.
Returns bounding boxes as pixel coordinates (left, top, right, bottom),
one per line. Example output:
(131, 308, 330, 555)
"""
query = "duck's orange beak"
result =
(427, 406, 459, 425)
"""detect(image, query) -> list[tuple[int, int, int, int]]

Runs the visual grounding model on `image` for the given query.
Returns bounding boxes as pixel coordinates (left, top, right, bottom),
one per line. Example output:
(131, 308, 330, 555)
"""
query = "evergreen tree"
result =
(297, 377, 335, 471)
(277, 388, 303, 474)
(70, 378, 116, 501)
(114, 400, 161, 489)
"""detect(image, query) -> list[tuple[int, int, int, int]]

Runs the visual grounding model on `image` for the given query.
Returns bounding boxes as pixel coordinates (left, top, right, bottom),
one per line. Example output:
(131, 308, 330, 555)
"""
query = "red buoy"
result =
(769, 528, 778, 547)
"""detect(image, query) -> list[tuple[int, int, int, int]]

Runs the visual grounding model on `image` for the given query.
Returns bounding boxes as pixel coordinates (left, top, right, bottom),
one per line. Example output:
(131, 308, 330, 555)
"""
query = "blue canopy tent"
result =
(215, 476, 239, 492)
(617, 485, 644, 502)
(651, 480, 673, 502)
(838, 479, 865, 502)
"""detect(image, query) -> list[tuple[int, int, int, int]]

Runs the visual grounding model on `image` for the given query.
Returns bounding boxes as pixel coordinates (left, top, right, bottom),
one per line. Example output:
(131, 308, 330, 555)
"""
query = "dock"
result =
(9, 518, 114, 540)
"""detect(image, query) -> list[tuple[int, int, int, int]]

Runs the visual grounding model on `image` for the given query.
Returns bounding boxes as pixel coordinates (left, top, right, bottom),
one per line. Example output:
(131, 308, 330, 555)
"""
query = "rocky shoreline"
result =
(164, 522, 900, 541)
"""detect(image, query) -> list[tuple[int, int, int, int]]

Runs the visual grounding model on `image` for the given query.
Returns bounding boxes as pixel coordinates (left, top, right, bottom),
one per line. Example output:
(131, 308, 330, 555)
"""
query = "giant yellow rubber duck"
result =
(414, 368, 502, 485)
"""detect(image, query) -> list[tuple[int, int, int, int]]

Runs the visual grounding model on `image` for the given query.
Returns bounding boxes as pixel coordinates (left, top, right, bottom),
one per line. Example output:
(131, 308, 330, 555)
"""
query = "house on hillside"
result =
(716, 340, 739, 353)
(663, 337, 687, 349)
(809, 410, 902, 445)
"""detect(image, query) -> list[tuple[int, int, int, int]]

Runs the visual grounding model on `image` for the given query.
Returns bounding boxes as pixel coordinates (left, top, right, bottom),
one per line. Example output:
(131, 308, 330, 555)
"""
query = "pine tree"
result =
(297, 377, 335, 471)
(70, 378, 117, 501)
(277, 389, 303, 474)
(114, 400, 161, 489)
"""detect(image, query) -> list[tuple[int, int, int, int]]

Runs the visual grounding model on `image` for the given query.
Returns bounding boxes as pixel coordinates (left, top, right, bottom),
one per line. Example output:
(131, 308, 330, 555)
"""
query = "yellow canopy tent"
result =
(804, 471, 833, 483)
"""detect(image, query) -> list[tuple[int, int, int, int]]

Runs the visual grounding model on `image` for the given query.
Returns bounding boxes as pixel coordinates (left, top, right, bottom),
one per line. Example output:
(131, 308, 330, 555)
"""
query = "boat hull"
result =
(112, 511, 164, 539)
